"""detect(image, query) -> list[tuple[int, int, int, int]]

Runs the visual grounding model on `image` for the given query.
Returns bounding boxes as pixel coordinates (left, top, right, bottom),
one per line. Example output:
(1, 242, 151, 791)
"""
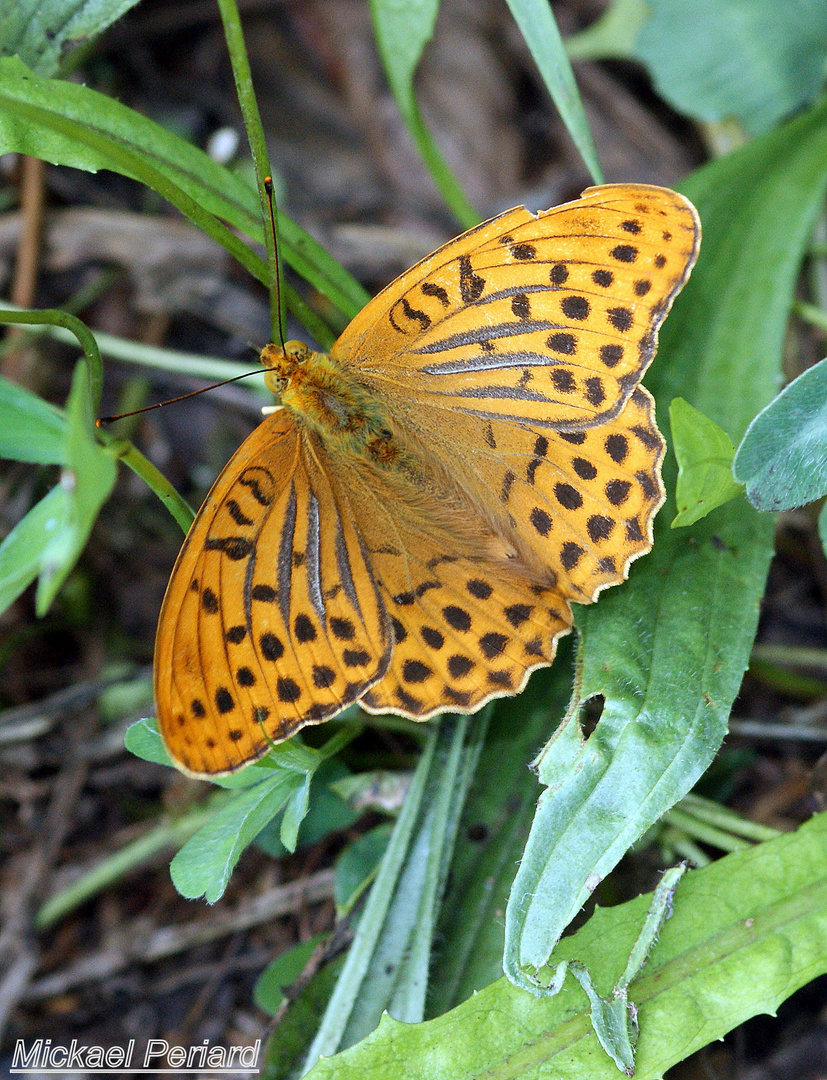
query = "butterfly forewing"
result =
(155, 413, 391, 776)
(335, 185, 699, 431)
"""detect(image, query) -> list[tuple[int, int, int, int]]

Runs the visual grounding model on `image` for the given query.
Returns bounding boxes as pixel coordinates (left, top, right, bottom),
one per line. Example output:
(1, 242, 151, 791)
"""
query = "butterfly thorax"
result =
(261, 340, 405, 469)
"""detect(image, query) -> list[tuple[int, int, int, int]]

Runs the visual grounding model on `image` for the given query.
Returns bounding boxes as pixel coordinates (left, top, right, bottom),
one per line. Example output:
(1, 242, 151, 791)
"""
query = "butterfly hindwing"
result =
(389, 385, 665, 604)
(319, 451, 573, 718)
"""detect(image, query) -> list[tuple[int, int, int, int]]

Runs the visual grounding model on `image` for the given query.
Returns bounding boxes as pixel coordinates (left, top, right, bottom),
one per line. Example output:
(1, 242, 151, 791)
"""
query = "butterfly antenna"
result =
(264, 176, 286, 350)
(96, 370, 263, 426)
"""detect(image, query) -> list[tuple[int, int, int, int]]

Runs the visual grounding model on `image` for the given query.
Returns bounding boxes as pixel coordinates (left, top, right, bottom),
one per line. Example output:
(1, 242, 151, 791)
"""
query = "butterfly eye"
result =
(264, 370, 288, 395)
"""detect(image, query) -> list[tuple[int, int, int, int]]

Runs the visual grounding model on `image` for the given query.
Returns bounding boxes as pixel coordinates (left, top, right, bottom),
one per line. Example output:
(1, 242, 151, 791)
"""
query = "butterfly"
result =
(154, 184, 700, 777)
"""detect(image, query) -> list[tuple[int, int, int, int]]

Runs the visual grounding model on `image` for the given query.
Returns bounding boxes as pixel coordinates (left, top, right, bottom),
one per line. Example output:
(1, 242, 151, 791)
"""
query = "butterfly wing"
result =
(329, 183, 695, 603)
(154, 411, 391, 776)
(333, 184, 699, 432)
(317, 449, 573, 718)
(400, 384, 665, 604)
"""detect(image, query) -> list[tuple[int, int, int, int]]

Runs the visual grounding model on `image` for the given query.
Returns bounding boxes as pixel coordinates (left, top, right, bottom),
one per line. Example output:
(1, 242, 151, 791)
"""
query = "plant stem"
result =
(217, 0, 283, 344)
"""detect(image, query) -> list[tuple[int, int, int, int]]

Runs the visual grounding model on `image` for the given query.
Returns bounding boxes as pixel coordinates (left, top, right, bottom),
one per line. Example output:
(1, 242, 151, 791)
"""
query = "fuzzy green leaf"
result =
(733, 355, 827, 510)
(306, 813, 827, 1079)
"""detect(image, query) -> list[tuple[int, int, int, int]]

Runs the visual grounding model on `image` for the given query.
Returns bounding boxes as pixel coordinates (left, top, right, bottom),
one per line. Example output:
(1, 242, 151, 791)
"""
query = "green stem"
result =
(0, 302, 270, 386)
(660, 826, 711, 867)
(285, 282, 337, 351)
(678, 794, 781, 842)
(101, 437, 195, 534)
(794, 299, 827, 333)
(0, 307, 103, 411)
(663, 806, 751, 854)
(752, 641, 827, 672)
(35, 795, 229, 929)
(407, 101, 479, 230)
(217, 0, 282, 343)
(0, 91, 269, 287)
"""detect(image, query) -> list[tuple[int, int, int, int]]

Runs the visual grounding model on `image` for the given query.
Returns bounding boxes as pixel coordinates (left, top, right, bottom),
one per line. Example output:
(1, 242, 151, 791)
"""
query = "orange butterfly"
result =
(154, 184, 700, 777)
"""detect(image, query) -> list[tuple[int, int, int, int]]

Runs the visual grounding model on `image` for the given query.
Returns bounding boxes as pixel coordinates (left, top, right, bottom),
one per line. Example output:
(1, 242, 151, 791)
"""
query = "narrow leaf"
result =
(0, 374, 66, 464)
(427, 666, 571, 1017)
(0, 57, 367, 321)
(506, 0, 603, 182)
(369, 0, 478, 227)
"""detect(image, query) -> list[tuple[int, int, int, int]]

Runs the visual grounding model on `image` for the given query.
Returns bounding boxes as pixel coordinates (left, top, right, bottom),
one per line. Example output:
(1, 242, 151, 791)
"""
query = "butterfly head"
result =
(260, 339, 312, 395)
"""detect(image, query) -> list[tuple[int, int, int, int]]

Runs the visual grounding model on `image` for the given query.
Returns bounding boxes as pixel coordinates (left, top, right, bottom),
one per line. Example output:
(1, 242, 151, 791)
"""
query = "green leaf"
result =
(369, 0, 602, 218)
(260, 953, 349, 1078)
(305, 813, 827, 1079)
(670, 397, 742, 527)
(124, 717, 174, 769)
(569, 960, 638, 1075)
(254, 760, 358, 859)
(302, 715, 488, 1069)
(170, 770, 307, 902)
(126, 714, 310, 787)
(167, 730, 359, 901)
(504, 94, 827, 988)
(634, 0, 827, 135)
(733, 355, 827, 511)
(0, 0, 143, 76)
(0, 486, 63, 617)
(335, 824, 393, 916)
(34, 360, 116, 615)
(0, 57, 367, 322)
(565, 0, 647, 62)
(369, 0, 439, 112)
(427, 667, 571, 1017)
(300, 728, 439, 1068)
(255, 934, 328, 1015)
(368, 0, 478, 227)
(0, 374, 66, 464)
(504, 0, 603, 183)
